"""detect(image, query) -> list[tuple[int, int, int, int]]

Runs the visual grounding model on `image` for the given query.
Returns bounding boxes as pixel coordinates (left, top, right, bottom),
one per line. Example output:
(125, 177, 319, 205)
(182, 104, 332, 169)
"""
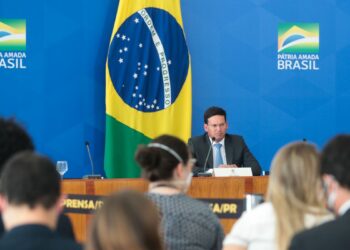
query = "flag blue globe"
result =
(108, 7, 189, 112)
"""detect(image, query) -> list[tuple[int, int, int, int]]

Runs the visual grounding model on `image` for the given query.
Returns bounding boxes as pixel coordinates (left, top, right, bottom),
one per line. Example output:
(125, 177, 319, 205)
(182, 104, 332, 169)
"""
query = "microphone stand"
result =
(83, 141, 103, 179)
(197, 137, 215, 177)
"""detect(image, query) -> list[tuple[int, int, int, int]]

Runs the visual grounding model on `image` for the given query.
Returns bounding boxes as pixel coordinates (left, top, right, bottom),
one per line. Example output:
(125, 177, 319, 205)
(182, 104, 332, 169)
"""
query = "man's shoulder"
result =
(225, 134, 244, 145)
(189, 134, 207, 144)
(295, 218, 336, 239)
(291, 213, 350, 248)
(0, 236, 82, 250)
(53, 239, 82, 250)
(225, 134, 243, 140)
(0, 224, 82, 250)
(305, 211, 350, 235)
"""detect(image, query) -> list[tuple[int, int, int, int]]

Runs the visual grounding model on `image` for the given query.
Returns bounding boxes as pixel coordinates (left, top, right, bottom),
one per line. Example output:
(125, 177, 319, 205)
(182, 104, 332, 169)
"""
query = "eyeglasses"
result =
(207, 123, 226, 129)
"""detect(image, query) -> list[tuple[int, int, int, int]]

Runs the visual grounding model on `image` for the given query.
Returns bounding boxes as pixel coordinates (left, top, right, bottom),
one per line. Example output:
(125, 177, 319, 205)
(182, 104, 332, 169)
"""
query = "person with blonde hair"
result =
(135, 134, 224, 250)
(289, 135, 350, 249)
(223, 141, 333, 250)
(86, 190, 164, 250)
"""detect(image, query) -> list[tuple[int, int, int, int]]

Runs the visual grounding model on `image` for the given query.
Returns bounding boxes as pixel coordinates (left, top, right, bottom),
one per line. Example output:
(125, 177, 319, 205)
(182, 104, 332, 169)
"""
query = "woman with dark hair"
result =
(86, 190, 164, 250)
(135, 134, 224, 250)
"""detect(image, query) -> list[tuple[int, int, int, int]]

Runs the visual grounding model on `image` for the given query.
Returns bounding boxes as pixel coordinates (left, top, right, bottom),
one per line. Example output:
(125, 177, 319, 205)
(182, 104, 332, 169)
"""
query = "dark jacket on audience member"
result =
(289, 210, 350, 250)
(0, 224, 81, 250)
(0, 213, 75, 240)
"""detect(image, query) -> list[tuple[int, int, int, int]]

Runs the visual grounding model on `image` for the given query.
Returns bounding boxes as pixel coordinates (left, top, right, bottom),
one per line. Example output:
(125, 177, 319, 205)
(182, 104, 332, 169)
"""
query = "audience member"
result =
(86, 190, 163, 250)
(0, 152, 82, 250)
(0, 117, 75, 239)
(289, 135, 350, 250)
(135, 134, 224, 250)
(223, 142, 333, 250)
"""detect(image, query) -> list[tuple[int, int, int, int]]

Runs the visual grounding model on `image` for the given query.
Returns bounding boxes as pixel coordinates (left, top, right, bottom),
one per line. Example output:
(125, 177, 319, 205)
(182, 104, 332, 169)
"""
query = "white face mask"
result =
(323, 177, 337, 212)
(184, 172, 193, 191)
(176, 168, 193, 193)
(327, 191, 337, 211)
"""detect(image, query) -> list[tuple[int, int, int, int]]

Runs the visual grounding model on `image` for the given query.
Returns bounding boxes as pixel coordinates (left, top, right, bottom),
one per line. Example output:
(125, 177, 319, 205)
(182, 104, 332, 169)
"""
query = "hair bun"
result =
(135, 146, 161, 171)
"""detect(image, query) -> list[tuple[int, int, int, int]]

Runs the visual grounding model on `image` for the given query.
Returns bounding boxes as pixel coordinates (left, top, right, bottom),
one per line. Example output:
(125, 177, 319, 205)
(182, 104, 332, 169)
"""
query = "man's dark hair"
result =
(204, 106, 226, 124)
(321, 134, 350, 189)
(0, 118, 34, 174)
(0, 151, 60, 209)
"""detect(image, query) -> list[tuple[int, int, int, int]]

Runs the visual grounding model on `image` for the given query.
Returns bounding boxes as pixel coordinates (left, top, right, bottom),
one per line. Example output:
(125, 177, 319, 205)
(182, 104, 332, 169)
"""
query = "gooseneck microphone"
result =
(85, 141, 95, 174)
(83, 141, 103, 179)
(198, 137, 215, 177)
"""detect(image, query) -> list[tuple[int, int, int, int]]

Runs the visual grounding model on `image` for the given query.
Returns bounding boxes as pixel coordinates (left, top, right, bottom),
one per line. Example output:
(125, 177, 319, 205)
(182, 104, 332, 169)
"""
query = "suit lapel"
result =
(225, 135, 234, 164)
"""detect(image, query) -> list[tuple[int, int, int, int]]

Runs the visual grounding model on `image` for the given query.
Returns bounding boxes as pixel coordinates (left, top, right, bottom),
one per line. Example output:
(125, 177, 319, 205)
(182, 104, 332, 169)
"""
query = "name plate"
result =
(199, 198, 245, 218)
(63, 194, 245, 218)
(214, 167, 252, 177)
(64, 194, 104, 214)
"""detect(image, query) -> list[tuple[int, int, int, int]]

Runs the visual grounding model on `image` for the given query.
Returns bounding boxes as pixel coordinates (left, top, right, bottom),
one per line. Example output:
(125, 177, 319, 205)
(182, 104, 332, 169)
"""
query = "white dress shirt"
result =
(339, 199, 350, 216)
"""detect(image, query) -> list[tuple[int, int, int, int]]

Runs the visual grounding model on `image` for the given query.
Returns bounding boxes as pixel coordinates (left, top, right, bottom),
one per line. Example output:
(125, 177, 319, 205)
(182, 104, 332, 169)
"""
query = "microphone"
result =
(197, 137, 215, 177)
(83, 141, 103, 179)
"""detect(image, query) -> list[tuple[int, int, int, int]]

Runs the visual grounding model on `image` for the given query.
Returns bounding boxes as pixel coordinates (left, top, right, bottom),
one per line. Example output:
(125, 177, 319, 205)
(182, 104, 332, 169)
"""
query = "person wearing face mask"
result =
(135, 134, 224, 250)
(188, 106, 261, 176)
(223, 141, 333, 250)
(289, 135, 350, 250)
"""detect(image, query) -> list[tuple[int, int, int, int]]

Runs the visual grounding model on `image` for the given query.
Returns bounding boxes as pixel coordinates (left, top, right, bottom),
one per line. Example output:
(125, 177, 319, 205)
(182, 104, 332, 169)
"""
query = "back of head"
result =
(321, 134, 350, 189)
(267, 142, 324, 250)
(135, 135, 189, 182)
(204, 106, 226, 124)
(0, 118, 34, 175)
(0, 151, 60, 209)
(268, 142, 322, 207)
(87, 190, 163, 250)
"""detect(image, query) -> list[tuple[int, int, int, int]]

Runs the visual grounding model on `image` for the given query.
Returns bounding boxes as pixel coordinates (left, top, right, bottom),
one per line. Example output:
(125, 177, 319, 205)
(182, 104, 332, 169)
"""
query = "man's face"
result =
(204, 115, 228, 142)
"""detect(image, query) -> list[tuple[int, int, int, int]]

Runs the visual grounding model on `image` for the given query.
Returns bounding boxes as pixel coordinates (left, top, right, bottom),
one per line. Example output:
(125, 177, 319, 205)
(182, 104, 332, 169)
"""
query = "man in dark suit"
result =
(0, 117, 75, 239)
(289, 135, 350, 250)
(188, 107, 261, 176)
(0, 152, 82, 250)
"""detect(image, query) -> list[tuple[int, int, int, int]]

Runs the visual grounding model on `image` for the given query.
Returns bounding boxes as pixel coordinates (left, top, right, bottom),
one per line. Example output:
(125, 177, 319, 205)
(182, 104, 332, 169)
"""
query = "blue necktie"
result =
(213, 143, 223, 168)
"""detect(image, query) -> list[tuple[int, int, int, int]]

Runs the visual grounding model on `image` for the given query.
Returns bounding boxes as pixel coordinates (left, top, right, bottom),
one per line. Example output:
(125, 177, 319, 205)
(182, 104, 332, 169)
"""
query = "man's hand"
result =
(218, 164, 239, 168)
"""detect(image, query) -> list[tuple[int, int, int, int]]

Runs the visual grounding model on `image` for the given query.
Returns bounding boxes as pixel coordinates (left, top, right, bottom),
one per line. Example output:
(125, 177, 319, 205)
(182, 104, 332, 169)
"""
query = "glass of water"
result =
(56, 161, 68, 179)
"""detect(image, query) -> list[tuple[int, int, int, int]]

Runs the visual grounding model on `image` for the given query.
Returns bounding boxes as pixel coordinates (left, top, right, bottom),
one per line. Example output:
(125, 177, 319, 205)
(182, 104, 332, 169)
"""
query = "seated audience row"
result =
(0, 118, 74, 239)
(1, 117, 350, 250)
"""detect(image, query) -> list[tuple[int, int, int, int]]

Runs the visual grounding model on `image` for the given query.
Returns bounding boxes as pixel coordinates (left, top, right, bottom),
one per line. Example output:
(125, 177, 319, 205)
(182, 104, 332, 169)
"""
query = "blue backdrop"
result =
(1, 0, 350, 177)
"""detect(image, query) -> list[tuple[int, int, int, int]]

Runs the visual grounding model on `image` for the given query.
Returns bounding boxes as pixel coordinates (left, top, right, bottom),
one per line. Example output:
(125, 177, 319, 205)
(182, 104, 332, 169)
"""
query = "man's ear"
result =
(0, 195, 8, 212)
(173, 163, 184, 178)
(55, 194, 66, 214)
(204, 124, 208, 132)
(323, 174, 338, 192)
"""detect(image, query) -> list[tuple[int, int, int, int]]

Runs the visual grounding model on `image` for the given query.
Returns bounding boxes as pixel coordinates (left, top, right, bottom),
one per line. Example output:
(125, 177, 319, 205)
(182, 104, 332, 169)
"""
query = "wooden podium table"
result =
(62, 176, 268, 242)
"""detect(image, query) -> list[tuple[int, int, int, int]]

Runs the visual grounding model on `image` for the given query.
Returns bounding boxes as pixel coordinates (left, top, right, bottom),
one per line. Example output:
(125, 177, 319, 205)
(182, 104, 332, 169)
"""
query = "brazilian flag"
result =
(104, 0, 192, 178)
